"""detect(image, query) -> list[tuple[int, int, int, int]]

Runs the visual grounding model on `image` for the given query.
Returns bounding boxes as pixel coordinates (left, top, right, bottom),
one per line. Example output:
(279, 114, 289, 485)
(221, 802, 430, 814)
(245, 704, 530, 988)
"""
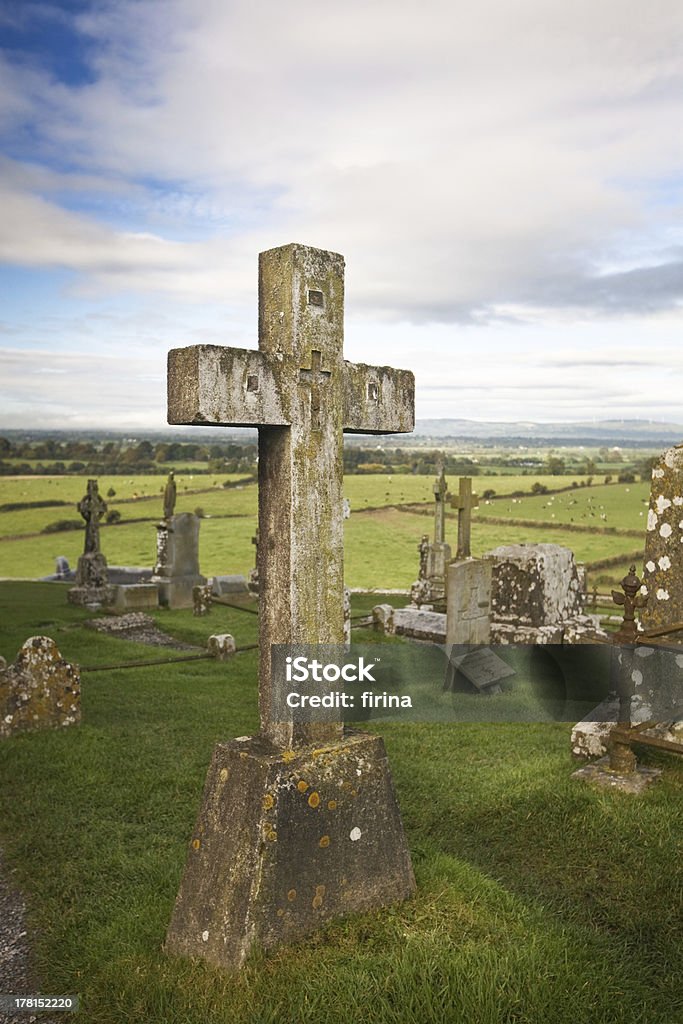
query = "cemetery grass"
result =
(1, 585, 683, 1023)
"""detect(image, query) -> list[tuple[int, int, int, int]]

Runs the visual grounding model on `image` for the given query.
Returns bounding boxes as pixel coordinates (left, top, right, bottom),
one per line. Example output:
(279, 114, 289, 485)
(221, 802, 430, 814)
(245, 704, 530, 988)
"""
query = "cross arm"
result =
(167, 345, 289, 427)
(342, 361, 415, 434)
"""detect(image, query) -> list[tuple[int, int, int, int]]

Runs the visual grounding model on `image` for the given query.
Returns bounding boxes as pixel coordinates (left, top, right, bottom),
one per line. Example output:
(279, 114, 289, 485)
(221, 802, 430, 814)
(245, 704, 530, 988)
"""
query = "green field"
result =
(0, 473, 649, 588)
(0, 582, 681, 1024)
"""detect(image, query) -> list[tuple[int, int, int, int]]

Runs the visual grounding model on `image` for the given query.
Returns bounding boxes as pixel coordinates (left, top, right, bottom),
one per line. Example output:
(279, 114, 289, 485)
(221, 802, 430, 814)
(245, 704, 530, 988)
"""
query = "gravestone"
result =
(446, 558, 493, 646)
(642, 444, 683, 629)
(572, 447, 683, 761)
(444, 558, 514, 694)
(68, 479, 114, 606)
(1, 637, 80, 739)
(164, 243, 416, 969)
(372, 604, 395, 635)
(450, 477, 479, 560)
(150, 512, 206, 609)
(212, 574, 250, 597)
(410, 468, 451, 610)
(486, 543, 598, 643)
(110, 583, 159, 613)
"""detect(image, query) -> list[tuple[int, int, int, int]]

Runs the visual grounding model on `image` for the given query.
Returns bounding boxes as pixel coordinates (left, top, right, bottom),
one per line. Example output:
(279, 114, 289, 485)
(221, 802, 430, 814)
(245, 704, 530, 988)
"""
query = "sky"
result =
(1, 0, 683, 431)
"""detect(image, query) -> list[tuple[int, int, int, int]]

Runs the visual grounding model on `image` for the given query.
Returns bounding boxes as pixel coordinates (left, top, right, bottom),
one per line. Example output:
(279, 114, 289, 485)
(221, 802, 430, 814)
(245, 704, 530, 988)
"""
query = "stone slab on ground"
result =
(85, 612, 200, 650)
(572, 756, 663, 792)
(212, 575, 250, 596)
(165, 731, 415, 970)
(445, 647, 516, 694)
(110, 583, 159, 613)
(393, 608, 446, 642)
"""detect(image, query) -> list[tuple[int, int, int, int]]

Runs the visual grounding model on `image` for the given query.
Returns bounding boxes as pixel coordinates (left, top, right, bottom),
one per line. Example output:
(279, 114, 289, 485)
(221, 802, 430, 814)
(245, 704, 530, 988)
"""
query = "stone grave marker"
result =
(151, 511, 206, 609)
(164, 243, 416, 969)
(1, 637, 80, 739)
(642, 444, 683, 629)
(68, 479, 114, 607)
(450, 477, 479, 560)
(193, 583, 213, 616)
(444, 558, 515, 694)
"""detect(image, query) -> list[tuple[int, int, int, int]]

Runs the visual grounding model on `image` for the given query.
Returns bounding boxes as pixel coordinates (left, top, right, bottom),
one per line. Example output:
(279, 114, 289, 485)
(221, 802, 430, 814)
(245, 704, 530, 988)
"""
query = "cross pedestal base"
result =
(165, 731, 415, 970)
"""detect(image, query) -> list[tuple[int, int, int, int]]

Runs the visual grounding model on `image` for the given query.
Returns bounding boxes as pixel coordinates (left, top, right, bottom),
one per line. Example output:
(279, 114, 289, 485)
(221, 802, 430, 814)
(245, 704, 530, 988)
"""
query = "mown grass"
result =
(1, 582, 682, 1023)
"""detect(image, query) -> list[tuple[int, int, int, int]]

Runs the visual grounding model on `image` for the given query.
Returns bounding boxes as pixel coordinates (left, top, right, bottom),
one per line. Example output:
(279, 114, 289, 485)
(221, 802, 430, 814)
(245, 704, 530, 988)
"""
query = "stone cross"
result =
(163, 470, 177, 520)
(168, 243, 414, 747)
(77, 479, 107, 554)
(450, 477, 479, 560)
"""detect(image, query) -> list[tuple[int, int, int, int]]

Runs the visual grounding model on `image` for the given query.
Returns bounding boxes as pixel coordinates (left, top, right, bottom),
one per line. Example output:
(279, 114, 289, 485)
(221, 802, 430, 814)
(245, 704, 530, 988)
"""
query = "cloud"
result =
(0, 0, 681, 324)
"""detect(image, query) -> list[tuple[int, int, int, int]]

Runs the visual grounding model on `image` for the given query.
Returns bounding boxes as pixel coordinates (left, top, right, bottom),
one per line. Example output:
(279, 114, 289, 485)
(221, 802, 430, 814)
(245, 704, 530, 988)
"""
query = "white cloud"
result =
(1, 0, 683, 425)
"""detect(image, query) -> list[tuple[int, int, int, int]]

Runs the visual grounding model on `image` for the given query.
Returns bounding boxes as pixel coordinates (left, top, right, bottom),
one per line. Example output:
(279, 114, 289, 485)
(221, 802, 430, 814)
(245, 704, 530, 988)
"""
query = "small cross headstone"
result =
(450, 477, 479, 560)
(164, 243, 416, 969)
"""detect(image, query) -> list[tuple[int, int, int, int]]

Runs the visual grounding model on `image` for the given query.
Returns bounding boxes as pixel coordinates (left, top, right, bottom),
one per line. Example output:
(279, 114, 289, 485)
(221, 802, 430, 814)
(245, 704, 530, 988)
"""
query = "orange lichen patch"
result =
(297, 780, 309, 793)
(277, 909, 284, 918)
(281, 750, 296, 763)
(191, 839, 201, 851)
(239, 752, 249, 760)
(319, 835, 330, 848)
(350, 789, 358, 797)
(262, 794, 275, 810)
(327, 800, 337, 811)
(287, 889, 297, 902)
(266, 829, 277, 842)
(307, 791, 320, 808)
(219, 768, 229, 782)
(312, 883, 326, 909)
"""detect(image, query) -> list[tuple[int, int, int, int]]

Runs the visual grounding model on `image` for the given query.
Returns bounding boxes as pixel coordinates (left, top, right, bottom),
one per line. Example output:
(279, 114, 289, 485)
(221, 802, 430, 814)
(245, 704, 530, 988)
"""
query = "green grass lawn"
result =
(0, 582, 682, 1024)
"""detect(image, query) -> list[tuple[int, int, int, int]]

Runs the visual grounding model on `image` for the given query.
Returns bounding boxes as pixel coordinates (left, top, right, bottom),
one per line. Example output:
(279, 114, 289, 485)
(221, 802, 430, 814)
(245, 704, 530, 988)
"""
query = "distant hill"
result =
(411, 419, 683, 444)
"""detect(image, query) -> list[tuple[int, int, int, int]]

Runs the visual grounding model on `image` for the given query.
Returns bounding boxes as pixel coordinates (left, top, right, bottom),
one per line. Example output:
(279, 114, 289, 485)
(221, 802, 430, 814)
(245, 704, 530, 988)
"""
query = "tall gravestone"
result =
(450, 477, 479, 560)
(642, 444, 683, 629)
(68, 479, 114, 606)
(152, 512, 206, 609)
(164, 244, 416, 969)
(410, 467, 451, 610)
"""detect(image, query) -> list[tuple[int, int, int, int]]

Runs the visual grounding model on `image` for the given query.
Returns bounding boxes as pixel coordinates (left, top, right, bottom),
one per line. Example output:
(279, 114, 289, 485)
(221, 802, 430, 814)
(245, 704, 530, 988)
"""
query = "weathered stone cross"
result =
(450, 476, 479, 559)
(165, 244, 416, 969)
(168, 243, 414, 747)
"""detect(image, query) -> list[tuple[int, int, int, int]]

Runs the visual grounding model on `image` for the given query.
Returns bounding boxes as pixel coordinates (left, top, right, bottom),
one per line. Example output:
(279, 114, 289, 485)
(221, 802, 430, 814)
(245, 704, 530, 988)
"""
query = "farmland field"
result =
(0, 473, 649, 587)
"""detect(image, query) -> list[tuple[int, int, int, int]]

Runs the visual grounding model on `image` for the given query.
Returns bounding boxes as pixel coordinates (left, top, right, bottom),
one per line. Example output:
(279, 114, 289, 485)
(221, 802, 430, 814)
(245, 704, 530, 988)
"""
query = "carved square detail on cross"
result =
(167, 243, 415, 747)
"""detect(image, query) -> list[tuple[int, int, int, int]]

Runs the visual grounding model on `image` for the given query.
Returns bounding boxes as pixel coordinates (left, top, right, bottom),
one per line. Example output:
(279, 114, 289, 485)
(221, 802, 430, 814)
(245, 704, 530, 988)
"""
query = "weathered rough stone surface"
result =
(193, 584, 213, 617)
(484, 543, 601, 644)
(393, 608, 446, 643)
(0, 637, 80, 739)
(165, 244, 416, 968)
(571, 644, 683, 758)
(151, 513, 206, 609)
(642, 444, 683, 629)
(372, 604, 395, 635)
(211, 575, 250, 597)
(165, 732, 415, 970)
(572, 756, 662, 792)
(488, 543, 584, 626)
(207, 634, 236, 660)
(86, 612, 199, 650)
(110, 583, 159, 613)
(446, 558, 492, 646)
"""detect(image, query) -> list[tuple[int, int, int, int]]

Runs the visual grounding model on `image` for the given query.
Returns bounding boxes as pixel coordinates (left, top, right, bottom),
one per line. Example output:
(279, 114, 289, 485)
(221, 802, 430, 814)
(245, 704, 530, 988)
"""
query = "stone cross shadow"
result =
(164, 243, 416, 969)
